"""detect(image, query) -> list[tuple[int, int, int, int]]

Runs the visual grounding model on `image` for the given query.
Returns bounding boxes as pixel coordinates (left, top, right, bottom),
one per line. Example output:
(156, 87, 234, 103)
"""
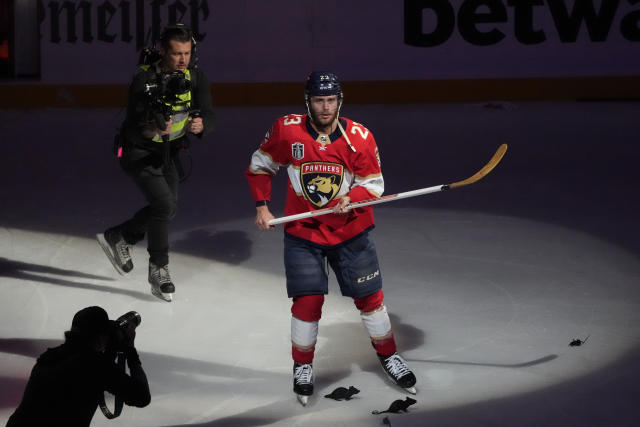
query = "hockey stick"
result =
(268, 144, 508, 226)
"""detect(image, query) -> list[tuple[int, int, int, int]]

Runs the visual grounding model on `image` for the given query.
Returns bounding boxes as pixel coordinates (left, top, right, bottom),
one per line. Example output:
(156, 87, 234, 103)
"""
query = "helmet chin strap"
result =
(335, 97, 355, 152)
(337, 119, 356, 152)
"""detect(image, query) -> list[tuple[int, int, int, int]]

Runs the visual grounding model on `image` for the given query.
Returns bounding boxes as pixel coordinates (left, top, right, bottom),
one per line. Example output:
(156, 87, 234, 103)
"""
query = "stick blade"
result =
(449, 144, 508, 189)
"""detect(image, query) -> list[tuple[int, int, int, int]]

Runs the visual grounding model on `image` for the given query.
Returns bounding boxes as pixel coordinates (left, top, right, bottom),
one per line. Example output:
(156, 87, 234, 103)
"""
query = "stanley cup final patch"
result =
(292, 142, 304, 160)
(300, 162, 344, 208)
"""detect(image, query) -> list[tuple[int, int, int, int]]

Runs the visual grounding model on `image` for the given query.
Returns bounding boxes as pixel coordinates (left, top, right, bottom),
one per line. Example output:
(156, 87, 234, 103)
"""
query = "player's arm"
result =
(246, 152, 278, 230)
(245, 120, 288, 229)
(347, 124, 384, 204)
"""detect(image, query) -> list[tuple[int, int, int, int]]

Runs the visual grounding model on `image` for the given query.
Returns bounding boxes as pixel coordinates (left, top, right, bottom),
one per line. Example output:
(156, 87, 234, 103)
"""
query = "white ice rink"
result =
(1, 102, 639, 426)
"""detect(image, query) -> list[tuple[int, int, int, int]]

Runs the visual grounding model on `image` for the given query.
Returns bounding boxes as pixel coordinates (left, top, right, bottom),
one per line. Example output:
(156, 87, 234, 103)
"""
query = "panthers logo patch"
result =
(300, 162, 344, 208)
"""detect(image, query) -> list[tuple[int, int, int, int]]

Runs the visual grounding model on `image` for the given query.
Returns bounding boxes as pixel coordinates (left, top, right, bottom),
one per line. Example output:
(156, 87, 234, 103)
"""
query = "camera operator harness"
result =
(138, 51, 199, 181)
(144, 64, 198, 181)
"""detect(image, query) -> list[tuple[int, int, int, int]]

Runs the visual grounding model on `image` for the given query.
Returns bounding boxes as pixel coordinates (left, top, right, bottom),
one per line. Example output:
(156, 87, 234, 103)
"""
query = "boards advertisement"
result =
(37, 0, 640, 84)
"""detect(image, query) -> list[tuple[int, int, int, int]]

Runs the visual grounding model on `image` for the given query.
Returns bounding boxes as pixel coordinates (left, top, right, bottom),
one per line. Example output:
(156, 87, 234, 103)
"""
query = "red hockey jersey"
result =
(246, 114, 384, 246)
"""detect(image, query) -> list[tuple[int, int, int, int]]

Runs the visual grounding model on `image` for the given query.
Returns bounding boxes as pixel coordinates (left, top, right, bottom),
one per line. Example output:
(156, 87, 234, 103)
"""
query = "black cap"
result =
(71, 306, 111, 336)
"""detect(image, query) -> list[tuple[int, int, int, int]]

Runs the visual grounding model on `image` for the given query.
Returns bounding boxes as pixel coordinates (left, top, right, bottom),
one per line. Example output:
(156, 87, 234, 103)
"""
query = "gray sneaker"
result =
(96, 228, 133, 275)
(148, 262, 175, 302)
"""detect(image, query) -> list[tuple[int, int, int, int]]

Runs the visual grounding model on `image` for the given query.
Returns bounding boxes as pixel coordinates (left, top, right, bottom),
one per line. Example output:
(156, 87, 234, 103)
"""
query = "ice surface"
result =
(1, 102, 639, 426)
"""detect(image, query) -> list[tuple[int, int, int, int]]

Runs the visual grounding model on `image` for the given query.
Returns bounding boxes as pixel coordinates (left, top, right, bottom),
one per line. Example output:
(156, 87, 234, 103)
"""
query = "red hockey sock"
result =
(291, 294, 324, 321)
(292, 346, 315, 364)
(372, 334, 397, 357)
(353, 290, 384, 312)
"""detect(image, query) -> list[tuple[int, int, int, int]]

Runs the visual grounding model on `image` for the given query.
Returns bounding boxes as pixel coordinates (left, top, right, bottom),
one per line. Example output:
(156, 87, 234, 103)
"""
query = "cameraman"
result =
(7, 306, 150, 427)
(97, 24, 214, 302)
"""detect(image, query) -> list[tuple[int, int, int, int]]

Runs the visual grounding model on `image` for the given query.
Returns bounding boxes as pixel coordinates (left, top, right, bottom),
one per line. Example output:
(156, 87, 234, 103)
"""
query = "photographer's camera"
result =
(109, 311, 141, 351)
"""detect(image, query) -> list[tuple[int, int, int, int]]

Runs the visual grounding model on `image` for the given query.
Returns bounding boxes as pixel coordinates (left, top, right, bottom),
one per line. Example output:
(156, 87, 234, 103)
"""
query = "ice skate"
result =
(148, 263, 175, 302)
(378, 353, 417, 394)
(293, 362, 313, 406)
(96, 228, 133, 275)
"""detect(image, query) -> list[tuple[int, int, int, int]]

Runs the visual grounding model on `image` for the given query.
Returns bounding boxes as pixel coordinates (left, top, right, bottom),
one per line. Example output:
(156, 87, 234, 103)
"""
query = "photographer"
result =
(97, 24, 214, 302)
(7, 306, 150, 427)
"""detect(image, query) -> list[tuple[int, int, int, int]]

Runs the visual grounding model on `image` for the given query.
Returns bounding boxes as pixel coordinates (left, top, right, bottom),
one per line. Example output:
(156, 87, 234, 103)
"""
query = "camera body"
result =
(115, 311, 141, 329)
(143, 71, 191, 103)
(143, 71, 192, 128)
(107, 311, 141, 351)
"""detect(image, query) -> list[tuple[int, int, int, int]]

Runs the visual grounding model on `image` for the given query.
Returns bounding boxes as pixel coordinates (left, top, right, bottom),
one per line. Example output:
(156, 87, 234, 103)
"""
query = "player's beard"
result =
(310, 109, 339, 132)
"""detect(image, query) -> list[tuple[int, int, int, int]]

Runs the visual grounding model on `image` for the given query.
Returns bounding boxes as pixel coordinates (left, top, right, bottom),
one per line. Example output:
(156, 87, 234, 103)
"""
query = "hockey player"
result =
(245, 71, 416, 405)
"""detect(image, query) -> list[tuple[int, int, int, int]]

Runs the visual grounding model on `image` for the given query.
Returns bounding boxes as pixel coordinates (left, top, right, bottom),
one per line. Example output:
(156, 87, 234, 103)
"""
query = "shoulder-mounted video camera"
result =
(144, 71, 191, 103)
(142, 70, 191, 129)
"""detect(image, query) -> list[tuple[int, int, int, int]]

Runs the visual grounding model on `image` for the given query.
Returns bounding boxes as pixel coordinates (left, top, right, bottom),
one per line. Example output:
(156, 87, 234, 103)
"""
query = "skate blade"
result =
(96, 233, 125, 276)
(151, 287, 173, 302)
(296, 394, 309, 406)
